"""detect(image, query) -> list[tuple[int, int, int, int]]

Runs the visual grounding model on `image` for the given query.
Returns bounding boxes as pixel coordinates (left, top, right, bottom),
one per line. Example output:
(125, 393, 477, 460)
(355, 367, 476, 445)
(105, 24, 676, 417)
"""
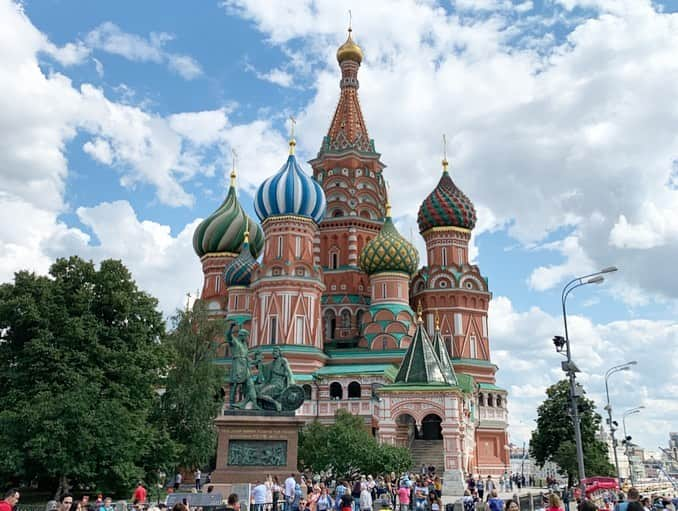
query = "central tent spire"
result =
(325, 20, 372, 153)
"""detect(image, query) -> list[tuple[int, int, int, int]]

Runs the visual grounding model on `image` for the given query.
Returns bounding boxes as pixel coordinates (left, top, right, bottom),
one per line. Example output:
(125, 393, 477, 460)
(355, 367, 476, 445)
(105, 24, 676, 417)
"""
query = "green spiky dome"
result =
(359, 211, 419, 276)
(193, 174, 264, 259)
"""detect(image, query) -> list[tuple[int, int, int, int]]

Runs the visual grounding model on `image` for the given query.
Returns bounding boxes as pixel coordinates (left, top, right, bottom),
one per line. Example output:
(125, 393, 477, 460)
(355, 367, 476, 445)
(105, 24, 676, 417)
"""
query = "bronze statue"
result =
(256, 347, 295, 411)
(225, 323, 305, 412)
(225, 322, 257, 409)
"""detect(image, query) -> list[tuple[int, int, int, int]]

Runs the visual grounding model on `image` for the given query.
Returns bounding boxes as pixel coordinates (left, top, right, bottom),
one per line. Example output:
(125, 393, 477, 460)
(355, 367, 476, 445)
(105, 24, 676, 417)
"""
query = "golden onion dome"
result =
(336, 29, 363, 64)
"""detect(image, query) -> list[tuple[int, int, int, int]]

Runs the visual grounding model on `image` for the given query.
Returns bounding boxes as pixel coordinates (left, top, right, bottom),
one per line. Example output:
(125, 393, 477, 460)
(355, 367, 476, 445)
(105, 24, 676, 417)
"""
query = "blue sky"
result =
(3, 0, 678, 454)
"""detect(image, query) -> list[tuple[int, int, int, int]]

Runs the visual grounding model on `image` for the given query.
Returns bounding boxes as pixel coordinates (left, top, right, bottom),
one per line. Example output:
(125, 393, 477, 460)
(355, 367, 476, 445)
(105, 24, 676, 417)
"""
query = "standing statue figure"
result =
(225, 322, 257, 409)
(256, 347, 295, 411)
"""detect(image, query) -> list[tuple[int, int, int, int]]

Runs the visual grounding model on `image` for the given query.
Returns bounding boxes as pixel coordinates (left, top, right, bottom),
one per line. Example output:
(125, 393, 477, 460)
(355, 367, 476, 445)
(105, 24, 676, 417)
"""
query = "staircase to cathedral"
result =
(409, 439, 445, 476)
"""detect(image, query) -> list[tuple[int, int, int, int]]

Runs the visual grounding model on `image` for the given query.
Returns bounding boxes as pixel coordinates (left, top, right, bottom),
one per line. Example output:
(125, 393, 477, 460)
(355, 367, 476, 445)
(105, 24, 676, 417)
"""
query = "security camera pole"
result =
(556, 266, 618, 495)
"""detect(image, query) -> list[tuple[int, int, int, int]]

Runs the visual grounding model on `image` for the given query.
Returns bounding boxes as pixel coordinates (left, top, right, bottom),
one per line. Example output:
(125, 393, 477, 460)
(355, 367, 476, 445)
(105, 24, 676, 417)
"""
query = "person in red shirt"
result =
(0, 489, 20, 511)
(133, 482, 148, 504)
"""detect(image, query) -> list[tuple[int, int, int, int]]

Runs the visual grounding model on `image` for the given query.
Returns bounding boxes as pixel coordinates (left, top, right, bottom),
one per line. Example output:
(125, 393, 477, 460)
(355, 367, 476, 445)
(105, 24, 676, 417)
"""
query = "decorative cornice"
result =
(370, 271, 413, 279)
(262, 215, 317, 226)
(421, 226, 472, 236)
(200, 251, 238, 261)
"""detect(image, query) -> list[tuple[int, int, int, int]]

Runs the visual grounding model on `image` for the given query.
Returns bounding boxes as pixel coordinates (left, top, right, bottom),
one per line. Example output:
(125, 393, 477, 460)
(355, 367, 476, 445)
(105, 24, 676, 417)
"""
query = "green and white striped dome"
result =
(193, 172, 264, 259)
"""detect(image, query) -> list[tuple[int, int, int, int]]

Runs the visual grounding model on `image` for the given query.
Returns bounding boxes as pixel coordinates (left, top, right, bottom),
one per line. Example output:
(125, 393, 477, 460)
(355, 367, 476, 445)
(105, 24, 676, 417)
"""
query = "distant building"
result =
(597, 427, 631, 479)
(508, 444, 565, 483)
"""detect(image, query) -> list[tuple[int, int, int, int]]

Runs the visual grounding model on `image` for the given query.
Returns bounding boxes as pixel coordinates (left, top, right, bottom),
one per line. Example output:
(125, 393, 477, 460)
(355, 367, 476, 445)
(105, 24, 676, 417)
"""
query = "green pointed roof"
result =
(431, 324, 458, 385)
(394, 315, 449, 384)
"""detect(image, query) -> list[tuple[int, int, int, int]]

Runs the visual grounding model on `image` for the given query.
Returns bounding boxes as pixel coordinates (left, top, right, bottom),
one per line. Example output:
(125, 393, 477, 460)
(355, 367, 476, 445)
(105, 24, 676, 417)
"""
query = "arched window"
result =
(487, 394, 494, 407)
(496, 395, 502, 408)
(324, 310, 336, 340)
(329, 249, 340, 269)
(348, 381, 361, 399)
(479, 393, 485, 407)
(303, 384, 312, 401)
(341, 310, 351, 329)
(332, 209, 343, 217)
(356, 309, 364, 329)
(329, 382, 343, 400)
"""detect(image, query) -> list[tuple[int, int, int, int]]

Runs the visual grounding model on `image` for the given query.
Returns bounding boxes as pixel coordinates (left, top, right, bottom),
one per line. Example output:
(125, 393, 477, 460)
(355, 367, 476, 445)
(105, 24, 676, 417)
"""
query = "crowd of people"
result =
(247, 471, 443, 511)
(2, 474, 678, 511)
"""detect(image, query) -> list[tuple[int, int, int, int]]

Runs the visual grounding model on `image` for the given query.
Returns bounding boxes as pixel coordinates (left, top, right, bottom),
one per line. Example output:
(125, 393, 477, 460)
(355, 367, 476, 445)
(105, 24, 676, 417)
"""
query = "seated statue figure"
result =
(255, 347, 295, 411)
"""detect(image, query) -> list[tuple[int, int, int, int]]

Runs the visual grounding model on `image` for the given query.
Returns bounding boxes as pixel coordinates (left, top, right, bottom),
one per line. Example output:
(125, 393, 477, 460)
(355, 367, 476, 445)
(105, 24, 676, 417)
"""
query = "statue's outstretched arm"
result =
(225, 321, 236, 344)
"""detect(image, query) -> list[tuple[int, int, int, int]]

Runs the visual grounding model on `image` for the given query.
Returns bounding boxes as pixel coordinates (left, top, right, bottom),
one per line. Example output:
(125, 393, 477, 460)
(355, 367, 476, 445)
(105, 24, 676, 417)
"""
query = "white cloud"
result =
(55, 201, 203, 315)
(527, 235, 595, 291)
(167, 53, 203, 80)
(489, 295, 678, 450)
(609, 200, 678, 249)
(43, 40, 90, 66)
(82, 137, 113, 165)
(258, 68, 294, 87)
(0, 0, 287, 309)
(84, 21, 203, 79)
(226, 0, 678, 306)
(169, 110, 229, 145)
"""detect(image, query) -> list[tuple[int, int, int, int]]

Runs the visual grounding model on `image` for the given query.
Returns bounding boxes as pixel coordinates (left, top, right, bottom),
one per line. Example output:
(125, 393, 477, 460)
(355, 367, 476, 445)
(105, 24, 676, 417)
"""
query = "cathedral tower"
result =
(411, 155, 494, 382)
(358, 202, 419, 351)
(250, 136, 327, 372)
(411, 153, 508, 475)
(309, 27, 388, 345)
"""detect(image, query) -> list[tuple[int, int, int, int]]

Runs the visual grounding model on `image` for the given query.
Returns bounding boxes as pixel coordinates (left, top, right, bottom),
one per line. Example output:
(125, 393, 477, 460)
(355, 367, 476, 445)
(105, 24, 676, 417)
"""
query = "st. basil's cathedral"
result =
(192, 28, 509, 488)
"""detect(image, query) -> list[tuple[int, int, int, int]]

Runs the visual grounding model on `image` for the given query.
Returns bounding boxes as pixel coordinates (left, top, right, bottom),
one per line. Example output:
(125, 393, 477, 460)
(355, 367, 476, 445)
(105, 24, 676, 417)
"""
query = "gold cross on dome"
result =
(231, 148, 238, 170)
(230, 148, 238, 185)
(289, 115, 296, 139)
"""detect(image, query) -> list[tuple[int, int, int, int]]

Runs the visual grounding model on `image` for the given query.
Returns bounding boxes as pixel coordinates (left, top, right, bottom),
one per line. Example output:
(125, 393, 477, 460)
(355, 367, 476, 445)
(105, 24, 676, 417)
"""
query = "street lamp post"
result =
(555, 266, 618, 495)
(622, 406, 644, 486)
(604, 362, 637, 487)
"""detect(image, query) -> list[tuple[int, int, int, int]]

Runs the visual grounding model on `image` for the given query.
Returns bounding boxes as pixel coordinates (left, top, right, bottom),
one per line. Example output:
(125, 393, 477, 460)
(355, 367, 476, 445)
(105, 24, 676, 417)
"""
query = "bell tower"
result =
(309, 27, 388, 346)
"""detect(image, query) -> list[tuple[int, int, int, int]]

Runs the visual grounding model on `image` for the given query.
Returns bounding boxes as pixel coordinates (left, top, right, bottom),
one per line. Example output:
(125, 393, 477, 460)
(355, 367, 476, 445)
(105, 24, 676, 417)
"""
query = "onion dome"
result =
(224, 231, 257, 287)
(254, 139, 326, 224)
(193, 169, 264, 258)
(359, 204, 420, 276)
(417, 159, 477, 233)
(336, 28, 363, 64)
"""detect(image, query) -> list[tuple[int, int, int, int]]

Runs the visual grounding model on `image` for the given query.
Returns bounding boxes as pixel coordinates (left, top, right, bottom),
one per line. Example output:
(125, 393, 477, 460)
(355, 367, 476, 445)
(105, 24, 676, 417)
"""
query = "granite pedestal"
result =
(212, 411, 305, 484)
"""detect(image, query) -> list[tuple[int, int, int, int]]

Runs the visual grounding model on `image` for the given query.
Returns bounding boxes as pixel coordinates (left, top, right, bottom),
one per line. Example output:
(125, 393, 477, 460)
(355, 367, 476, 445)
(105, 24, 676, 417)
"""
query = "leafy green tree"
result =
(0, 257, 172, 496)
(530, 380, 614, 485)
(299, 410, 411, 478)
(160, 301, 226, 470)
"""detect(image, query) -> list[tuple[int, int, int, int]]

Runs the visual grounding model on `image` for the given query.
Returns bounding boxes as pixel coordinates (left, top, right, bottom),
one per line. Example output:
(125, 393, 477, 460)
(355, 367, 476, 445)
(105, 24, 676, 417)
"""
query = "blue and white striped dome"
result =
(254, 148, 326, 224)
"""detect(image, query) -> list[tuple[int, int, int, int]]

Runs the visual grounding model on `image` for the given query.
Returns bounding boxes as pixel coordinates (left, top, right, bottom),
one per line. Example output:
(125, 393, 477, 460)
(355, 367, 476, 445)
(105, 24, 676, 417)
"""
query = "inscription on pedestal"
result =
(227, 440, 288, 466)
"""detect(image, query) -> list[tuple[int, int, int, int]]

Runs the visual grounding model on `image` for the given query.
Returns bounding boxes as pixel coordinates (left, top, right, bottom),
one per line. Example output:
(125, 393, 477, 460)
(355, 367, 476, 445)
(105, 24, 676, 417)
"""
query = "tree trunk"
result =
(55, 475, 71, 500)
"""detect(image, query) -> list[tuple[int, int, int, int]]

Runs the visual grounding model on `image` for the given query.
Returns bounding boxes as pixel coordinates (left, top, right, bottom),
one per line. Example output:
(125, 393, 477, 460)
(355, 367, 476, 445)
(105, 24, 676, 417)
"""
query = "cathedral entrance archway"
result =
(421, 413, 443, 440)
(395, 413, 417, 446)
